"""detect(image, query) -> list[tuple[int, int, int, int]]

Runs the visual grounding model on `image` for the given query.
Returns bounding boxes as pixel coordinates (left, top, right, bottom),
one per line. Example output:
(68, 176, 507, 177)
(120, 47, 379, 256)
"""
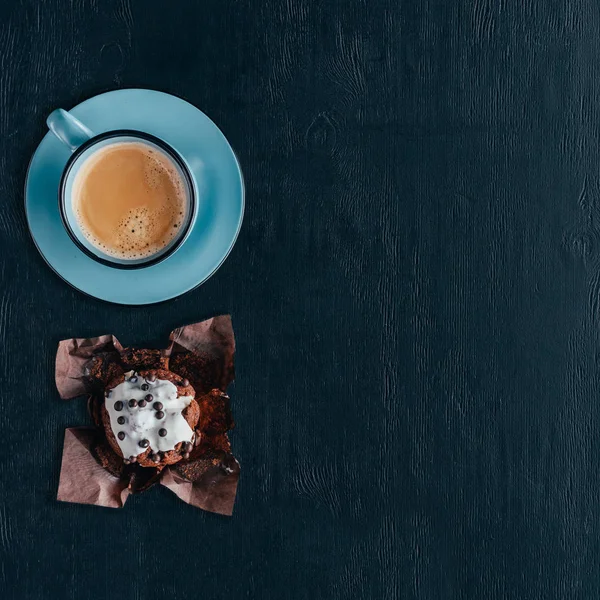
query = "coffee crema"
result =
(72, 142, 187, 260)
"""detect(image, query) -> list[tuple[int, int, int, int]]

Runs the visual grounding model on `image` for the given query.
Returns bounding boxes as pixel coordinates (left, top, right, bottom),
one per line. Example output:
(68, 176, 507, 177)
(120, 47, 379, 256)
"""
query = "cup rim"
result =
(58, 129, 197, 270)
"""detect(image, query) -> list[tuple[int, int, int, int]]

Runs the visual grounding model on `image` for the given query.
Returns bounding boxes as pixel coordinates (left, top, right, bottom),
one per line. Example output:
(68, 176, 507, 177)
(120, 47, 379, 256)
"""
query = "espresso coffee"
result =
(72, 142, 187, 260)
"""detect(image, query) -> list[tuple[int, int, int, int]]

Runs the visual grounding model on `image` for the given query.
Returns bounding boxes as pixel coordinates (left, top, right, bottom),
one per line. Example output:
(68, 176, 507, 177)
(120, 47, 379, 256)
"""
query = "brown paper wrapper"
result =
(58, 428, 130, 508)
(161, 451, 240, 516)
(55, 335, 122, 399)
(55, 316, 239, 515)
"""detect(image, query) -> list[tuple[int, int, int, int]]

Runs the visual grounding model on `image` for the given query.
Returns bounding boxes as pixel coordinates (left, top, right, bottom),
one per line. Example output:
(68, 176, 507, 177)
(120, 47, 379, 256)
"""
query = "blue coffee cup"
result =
(46, 108, 196, 270)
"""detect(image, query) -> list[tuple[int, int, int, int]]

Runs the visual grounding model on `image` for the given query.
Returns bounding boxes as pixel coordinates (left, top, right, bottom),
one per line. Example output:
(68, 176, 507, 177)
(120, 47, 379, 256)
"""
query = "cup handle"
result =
(46, 108, 94, 152)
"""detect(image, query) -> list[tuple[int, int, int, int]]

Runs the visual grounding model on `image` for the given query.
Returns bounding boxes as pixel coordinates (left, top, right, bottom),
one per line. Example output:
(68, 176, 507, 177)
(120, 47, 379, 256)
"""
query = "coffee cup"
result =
(46, 109, 196, 269)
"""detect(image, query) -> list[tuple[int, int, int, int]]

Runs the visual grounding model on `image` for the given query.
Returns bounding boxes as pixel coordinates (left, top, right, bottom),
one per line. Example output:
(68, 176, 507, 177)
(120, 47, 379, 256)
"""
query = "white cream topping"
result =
(106, 370, 194, 459)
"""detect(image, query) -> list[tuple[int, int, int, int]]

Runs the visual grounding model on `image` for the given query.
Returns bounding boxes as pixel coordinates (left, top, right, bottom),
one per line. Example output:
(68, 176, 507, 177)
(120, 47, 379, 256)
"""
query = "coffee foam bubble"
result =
(112, 206, 181, 258)
(72, 142, 187, 260)
(143, 150, 184, 194)
(79, 204, 183, 260)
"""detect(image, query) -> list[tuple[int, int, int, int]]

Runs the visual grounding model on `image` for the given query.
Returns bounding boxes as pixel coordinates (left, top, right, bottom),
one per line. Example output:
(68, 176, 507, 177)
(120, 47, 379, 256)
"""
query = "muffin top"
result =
(104, 369, 197, 463)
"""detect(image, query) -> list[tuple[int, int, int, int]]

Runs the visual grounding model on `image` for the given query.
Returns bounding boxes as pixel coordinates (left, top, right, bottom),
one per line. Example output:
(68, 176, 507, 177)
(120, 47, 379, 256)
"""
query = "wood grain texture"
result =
(0, 0, 598, 598)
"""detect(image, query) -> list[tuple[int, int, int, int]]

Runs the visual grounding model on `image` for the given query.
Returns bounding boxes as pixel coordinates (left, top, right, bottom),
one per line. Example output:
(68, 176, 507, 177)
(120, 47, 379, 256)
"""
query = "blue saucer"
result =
(25, 89, 244, 305)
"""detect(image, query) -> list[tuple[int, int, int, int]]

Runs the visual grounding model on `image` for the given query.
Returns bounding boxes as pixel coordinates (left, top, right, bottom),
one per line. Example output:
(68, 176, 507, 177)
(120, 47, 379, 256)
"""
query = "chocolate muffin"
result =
(120, 348, 170, 372)
(101, 368, 199, 468)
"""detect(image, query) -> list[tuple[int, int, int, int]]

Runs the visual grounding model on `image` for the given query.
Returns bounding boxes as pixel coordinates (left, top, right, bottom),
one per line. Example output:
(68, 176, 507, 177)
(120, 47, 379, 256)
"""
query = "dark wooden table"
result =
(1, 0, 597, 598)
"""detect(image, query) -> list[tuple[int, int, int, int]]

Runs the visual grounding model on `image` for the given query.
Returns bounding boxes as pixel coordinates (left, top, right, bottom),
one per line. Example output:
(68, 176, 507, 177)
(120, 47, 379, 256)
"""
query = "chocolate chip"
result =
(158, 428, 167, 437)
(185, 442, 193, 453)
(139, 439, 149, 448)
(183, 452, 190, 460)
(128, 399, 138, 408)
(129, 375, 138, 383)
(155, 411, 165, 419)
(141, 383, 149, 391)
(145, 394, 153, 402)
(118, 432, 125, 440)
(153, 401, 163, 410)
(182, 379, 189, 387)
(151, 453, 160, 462)
(148, 374, 156, 382)
(114, 401, 124, 411)
(138, 399, 147, 408)
(129, 456, 137, 463)
(117, 416, 125, 425)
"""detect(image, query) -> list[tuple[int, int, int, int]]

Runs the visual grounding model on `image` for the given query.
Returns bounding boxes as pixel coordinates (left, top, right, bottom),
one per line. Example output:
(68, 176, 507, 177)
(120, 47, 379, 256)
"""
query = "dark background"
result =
(0, 0, 597, 598)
